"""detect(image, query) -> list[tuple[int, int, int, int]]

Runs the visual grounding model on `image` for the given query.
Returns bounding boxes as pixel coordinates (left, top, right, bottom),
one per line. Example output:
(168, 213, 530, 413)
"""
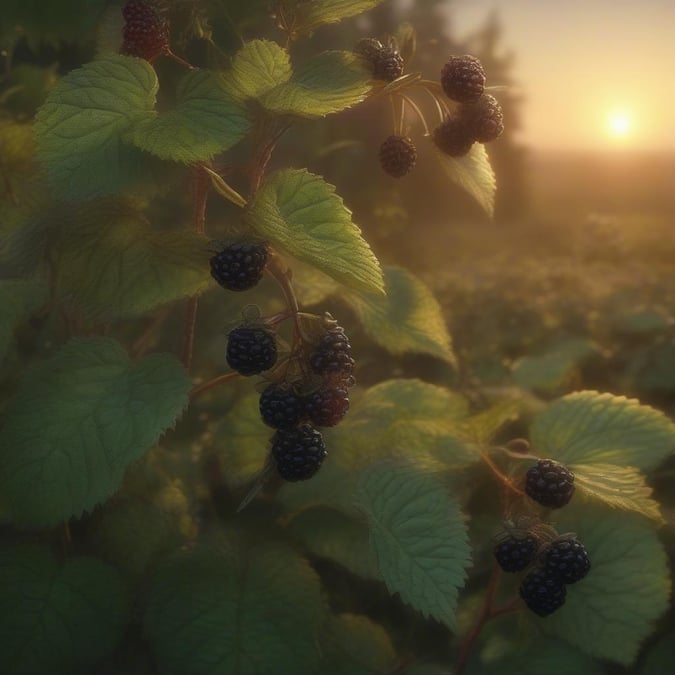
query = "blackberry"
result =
(306, 386, 350, 427)
(259, 384, 305, 430)
(462, 94, 504, 143)
(543, 537, 591, 584)
(309, 325, 355, 380)
(519, 570, 567, 617)
(440, 55, 485, 103)
(210, 242, 269, 292)
(272, 424, 327, 481)
(372, 47, 404, 82)
(354, 38, 384, 62)
(122, 0, 169, 62)
(432, 116, 474, 157)
(494, 534, 539, 573)
(379, 135, 417, 178)
(525, 459, 575, 509)
(226, 326, 277, 376)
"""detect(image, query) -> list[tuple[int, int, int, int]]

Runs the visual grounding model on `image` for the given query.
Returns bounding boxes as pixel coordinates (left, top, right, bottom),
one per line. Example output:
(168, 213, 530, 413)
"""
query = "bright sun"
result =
(608, 112, 631, 138)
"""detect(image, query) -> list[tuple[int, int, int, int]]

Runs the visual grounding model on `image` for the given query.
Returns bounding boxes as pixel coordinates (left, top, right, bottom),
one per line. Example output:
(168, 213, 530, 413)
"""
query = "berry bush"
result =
(0, 2, 673, 675)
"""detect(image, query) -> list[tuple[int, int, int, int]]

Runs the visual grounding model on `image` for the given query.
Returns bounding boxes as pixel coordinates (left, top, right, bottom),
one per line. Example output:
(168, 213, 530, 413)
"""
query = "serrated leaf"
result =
(571, 463, 664, 524)
(245, 168, 384, 295)
(0, 338, 191, 526)
(354, 463, 471, 630)
(128, 70, 251, 162)
(288, 506, 378, 579)
(285, 0, 386, 35)
(54, 200, 212, 321)
(262, 51, 371, 118)
(0, 279, 47, 363)
(343, 266, 455, 364)
(530, 390, 675, 471)
(318, 614, 397, 675)
(539, 503, 670, 665)
(34, 54, 159, 199)
(0, 544, 127, 675)
(433, 143, 496, 218)
(144, 537, 325, 675)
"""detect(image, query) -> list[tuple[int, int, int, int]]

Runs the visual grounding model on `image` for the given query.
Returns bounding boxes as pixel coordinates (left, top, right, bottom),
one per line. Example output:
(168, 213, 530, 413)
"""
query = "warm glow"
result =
(608, 112, 631, 138)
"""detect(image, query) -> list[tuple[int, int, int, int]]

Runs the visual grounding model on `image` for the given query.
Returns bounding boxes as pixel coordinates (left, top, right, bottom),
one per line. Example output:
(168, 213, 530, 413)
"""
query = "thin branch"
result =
(480, 451, 525, 497)
(190, 372, 241, 401)
(131, 307, 171, 359)
(397, 93, 430, 135)
(165, 49, 197, 70)
(181, 296, 199, 370)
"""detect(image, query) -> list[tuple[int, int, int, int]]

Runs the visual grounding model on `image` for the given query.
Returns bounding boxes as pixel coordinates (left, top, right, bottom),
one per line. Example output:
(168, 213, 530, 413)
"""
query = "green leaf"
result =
(223, 39, 292, 100)
(0, 279, 47, 363)
(539, 503, 670, 665)
(641, 629, 675, 675)
(245, 169, 384, 295)
(284, 0, 386, 35)
(530, 390, 675, 471)
(343, 266, 455, 364)
(318, 613, 397, 675)
(54, 200, 212, 321)
(459, 399, 521, 445)
(0, 544, 127, 675)
(288, 506, 378, 579)
(354, 463, 471, 630)
(128, 70, 251, 162)
(262, 51, 371, 118)
(571, 463, 664, 524)
(144, 537, 325, 675)
(434, 143, 496, 218)
(0, 338, 190, 526)
(34, 55, 159, 199)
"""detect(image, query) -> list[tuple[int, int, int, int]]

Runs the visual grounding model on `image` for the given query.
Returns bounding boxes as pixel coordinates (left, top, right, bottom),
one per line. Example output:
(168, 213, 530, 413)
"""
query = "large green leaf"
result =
(54, 201, 212, 321)
(434, 143, 496, 218)
(0, 544, 127, 675)
(282, 0, 386, 36)
(343, 266, 455, 364)
(223, 39, 292, 100)
(354, 463, 471, 630)
(530, 391, 675, 471)
(539, 503, 670, 665)
(34, 55, 159, 199)
(144, 537, 325, 675)
(0, 338, 191, 526)
(0, 279, 47, 363)
(262, 51, 371, 118)
(572, 463, 664, 524)
(128, 70, 251, 162)
(245, 169, 384, 295)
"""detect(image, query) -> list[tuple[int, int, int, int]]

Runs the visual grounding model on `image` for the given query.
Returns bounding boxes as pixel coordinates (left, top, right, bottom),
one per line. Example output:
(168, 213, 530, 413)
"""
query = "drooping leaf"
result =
(282, 0, 386, 36)
(354, 463, 471, 630)
(434, 143, 496, 218)
(144, 537, 326, 675)
(539, 503, 670, 665)
(245, 168, 384, 295)
(0, 544, 128, 675)
(571, 463, 664, 524)
(128, 70, 251, 162)
(318, 614, 397, 675)
(223, 39, 292, 100)
(530, 391, 675, 471)
(343, 266, 455, 364)
(34, 54, 159, 199)
(0, 338, 191, 526)
(262, 51, 371, 118)
(54, 200, 212, 321)
(0, 279, 47, 363)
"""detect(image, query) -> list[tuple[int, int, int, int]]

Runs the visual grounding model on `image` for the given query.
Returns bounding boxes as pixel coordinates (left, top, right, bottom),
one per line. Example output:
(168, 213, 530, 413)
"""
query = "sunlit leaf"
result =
(282, 0, 386, 36)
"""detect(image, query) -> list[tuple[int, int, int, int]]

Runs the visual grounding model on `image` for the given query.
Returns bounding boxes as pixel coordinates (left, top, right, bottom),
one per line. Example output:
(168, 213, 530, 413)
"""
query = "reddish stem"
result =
(189, 372, 241, 401)
(480, 451, 525, 497)
(181, 297, 199, 370)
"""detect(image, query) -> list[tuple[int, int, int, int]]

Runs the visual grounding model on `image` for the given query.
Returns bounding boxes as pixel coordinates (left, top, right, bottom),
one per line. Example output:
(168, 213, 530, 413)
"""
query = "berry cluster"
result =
(121, 0, 169, 62)
(354, 38, 404, 83)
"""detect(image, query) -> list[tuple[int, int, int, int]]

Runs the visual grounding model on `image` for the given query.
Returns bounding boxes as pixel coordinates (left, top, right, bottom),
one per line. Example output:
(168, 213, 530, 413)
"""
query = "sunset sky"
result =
(447, 0, 675, 152)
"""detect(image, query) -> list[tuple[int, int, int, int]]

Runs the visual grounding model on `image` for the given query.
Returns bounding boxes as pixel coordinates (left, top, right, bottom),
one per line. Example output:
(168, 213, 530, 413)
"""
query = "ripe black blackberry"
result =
(226, 325, 277, 376)
(210, 242, 269, 292)
(461, 94, 504, 143)
(309, 325, 355, 380)
(379, 135, 417, 178)
(440, 55, 485, 103)
(525, 459, 575, 509)
(354, 38, 384, 62)
(372, 47, 404, 82)
(306, 386, 350, 427)
(519, 569, 567, 617)
(432, 116, 474, 157)
(122, 0, 169, 62)
(272, 424, 327, 481)
(259, 384, 305, 430)
(543, 537, 591, 584)
(494, 534, 539, 573)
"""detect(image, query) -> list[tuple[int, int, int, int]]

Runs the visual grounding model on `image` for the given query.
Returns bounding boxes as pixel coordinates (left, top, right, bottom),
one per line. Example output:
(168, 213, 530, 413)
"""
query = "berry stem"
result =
(396, 93, 430, 135)
(480, 450, 525, 497)
(189, 372, 241, 401)
(164, 48, 197, 70)
(249, 121, 291, 195)
(181, 296, 199, 370)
